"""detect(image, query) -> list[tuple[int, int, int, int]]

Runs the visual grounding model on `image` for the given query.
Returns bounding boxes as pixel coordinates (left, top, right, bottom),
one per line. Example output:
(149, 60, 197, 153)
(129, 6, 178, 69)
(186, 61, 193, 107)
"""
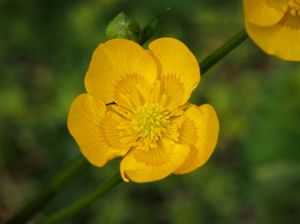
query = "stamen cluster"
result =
(132, 103, 170, 139)
(286, 0, 300, 16)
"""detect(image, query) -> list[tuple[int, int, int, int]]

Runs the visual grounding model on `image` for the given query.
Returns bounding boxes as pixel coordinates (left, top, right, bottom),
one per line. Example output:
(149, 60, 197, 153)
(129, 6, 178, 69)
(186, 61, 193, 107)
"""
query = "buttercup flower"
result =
(244, 0, 300, 61)
(68, 38, 219, 183)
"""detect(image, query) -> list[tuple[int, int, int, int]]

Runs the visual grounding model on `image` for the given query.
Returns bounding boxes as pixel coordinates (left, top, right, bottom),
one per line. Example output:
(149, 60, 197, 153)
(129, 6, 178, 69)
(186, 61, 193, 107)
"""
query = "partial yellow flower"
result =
(68, 38, 219, 183)
(243, 0, 300, 61)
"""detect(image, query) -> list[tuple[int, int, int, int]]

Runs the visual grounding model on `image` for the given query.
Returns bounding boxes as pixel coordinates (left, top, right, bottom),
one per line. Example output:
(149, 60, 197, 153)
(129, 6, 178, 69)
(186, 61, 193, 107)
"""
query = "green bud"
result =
(106, 12, 140, 42)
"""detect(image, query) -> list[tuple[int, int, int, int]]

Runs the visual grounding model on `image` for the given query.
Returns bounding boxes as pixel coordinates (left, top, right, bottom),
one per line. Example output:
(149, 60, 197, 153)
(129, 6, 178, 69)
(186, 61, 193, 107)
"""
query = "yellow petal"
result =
(243, 0, 285, 26)
(158, 74, 187, 109)
(113, 73, 152, 111)
(85, 38, 157, 104)
(101, 109, 138, 149)
(148, 38, 200, 105)
(120, 143, 190, 183)
(175, 104, 219, 174)
(246, 15, 300, 61)
(67, 94, 130, 167)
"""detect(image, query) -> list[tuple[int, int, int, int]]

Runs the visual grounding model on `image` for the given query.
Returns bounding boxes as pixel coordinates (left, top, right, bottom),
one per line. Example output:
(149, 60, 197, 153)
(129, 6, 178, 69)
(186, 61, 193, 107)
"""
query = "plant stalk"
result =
(6, 155, 88, 224)
(200, 28, 248, 75)
(41, 172, 123, 224)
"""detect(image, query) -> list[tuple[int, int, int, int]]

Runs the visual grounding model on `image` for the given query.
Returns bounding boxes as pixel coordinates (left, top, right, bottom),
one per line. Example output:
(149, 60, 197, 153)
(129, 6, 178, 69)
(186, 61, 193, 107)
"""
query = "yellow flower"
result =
(67, 38, 219, 183)
(244, 0, 300, 61)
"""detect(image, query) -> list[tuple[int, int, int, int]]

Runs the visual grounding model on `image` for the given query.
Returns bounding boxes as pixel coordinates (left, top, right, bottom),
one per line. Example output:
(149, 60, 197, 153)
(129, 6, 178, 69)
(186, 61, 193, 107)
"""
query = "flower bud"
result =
(106, 12, 140, 42)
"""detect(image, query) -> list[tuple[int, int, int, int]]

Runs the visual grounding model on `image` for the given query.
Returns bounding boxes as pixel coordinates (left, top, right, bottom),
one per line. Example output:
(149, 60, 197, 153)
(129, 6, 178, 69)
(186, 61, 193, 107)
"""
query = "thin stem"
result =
(200, 28, 248, 75)
(6, 155, 88, 224)
(41, 171, 123, 224)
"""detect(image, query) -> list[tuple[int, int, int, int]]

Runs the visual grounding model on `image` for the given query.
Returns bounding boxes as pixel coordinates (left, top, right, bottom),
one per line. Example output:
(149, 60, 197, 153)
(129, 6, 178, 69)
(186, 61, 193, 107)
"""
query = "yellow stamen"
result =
(288, 0, 300, 16)
(132, 103, 170, 139)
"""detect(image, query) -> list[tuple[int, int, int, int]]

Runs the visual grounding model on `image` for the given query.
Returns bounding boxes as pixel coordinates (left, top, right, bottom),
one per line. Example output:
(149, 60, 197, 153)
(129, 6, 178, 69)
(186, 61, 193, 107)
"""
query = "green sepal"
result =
(106, 12, 140, 42)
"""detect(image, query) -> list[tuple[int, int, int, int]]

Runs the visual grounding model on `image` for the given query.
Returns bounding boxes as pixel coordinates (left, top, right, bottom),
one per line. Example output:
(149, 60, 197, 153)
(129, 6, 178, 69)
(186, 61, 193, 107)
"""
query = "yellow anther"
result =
(132, 103, 170, 139)
(288, 0, 300, 16)
(291, 8, 297, 15)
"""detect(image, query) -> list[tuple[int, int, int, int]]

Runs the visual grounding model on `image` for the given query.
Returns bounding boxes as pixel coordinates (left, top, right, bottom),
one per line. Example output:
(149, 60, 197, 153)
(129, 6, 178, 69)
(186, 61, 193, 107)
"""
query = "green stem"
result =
(41, 171, 123, 224)
(200, 28, 248, 75)
(6, 155, 88, 224)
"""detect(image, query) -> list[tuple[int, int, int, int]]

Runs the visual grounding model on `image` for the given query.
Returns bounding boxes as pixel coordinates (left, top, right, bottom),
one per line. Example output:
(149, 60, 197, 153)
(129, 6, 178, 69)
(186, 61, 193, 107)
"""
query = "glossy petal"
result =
(67, 94, 130, 167)
(158, 74, 187, 109)
(243, 0, 285, 26)
(101, 110, 137, 150)
(85, 38, 157, 104)
(113, 73, 152, 111)
(246, 15, 300, 61)
(120, 143, 190, 183)
(175, 104, 219, 174)
(149, 38, 200, 106)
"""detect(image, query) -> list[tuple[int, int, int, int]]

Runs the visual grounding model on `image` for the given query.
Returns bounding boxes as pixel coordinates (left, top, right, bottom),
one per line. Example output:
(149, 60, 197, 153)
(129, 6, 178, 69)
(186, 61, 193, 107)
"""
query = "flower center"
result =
(132, 103, 170, 139)
(287, 0, 300, 16)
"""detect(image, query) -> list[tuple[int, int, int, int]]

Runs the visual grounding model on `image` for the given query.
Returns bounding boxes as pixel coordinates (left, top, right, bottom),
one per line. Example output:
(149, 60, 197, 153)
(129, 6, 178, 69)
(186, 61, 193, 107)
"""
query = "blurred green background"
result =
(1, 0, 300, 223)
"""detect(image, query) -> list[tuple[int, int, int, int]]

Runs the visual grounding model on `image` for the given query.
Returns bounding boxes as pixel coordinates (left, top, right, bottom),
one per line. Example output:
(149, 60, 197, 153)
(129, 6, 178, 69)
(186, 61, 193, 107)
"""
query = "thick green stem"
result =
(6, 155, 88, 224)
(200, 28, 248, 75)
(41, 171, 123, 224)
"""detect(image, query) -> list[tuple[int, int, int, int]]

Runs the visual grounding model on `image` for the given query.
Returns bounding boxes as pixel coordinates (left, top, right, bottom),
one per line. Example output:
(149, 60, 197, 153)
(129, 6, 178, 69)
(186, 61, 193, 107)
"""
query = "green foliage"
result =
(0, 0, 299, 223)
